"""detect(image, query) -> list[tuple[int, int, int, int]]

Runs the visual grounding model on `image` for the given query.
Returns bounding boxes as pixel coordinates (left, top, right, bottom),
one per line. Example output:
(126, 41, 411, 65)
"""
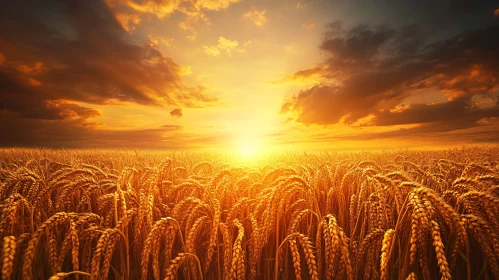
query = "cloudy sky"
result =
(1, 0, 498, 151)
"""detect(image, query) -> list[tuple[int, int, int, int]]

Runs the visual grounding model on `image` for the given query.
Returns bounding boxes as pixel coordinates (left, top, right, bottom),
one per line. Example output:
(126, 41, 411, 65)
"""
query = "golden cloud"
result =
(107, 0, 242, 33)
(113, 0, 180, 18)
(218, 36, 239, 54)
(202, 45, 221, 56)
(243, 8, 267, 26)
(202, 36, 243, 57)
(193, 0, 240, 11)
(114, 12, 141, 32)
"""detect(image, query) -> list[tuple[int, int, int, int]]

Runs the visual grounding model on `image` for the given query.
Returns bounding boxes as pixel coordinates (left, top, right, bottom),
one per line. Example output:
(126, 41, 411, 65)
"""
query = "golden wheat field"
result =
(0, 147, 498, 280)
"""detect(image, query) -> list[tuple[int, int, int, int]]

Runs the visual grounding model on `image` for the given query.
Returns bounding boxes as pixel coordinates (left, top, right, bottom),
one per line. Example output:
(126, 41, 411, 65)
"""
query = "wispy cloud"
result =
(303, 22, 315, 30)
(296, 2, 309, 9)
(243, 8, 267, 26)
(202, 46, 221, 56)
(202, 36, 246, 56)
(148, 35, 174, 48)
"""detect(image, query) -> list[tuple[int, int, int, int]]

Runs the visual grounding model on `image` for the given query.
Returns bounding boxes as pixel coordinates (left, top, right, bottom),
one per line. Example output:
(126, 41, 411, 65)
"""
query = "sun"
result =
(237, 135, 262, 159)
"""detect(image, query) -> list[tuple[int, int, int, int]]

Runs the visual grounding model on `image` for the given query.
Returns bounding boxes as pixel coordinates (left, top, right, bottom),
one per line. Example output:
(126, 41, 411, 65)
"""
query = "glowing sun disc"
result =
(237, 136, 262, 159)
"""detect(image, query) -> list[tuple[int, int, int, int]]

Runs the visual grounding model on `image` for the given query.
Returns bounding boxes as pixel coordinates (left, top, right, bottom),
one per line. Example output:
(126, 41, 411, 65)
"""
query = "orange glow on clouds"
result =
(0, 0, 498, 150)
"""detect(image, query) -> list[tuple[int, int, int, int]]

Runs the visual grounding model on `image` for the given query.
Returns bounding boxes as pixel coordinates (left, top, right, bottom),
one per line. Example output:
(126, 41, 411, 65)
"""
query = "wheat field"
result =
(0, 147, 498, 280)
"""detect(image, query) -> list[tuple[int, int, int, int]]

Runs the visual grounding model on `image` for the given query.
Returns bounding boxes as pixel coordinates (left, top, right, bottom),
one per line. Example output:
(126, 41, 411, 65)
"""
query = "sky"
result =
(0, 0, 499, 153)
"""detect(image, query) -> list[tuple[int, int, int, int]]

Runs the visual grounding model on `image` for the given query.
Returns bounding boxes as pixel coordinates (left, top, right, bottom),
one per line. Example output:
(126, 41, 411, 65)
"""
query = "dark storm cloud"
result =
(381, 0, 497, 20)
(0, 0, 215, 116)
(0, 67, 101, 120)
(281, 20, 499, 134)
(0, 0, 216, 147)
(339, 0, 498, 32)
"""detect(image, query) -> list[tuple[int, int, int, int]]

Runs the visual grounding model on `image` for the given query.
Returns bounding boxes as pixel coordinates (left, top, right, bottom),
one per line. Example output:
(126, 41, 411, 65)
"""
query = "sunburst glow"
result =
(236, 135, 263, 159)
